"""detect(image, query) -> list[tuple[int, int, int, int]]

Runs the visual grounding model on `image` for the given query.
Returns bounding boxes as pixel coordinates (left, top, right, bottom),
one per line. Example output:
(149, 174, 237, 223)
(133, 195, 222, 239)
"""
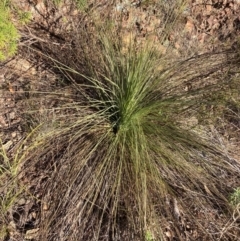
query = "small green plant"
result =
(0, 2, 19, 61)
(17, 10, 32, 24)
(53, 0, 61, 5)
(76, 0, 88, 11)
(145, 230, 155, 241)
(230, 187, 240, 207)
(53, 0, 88, 11)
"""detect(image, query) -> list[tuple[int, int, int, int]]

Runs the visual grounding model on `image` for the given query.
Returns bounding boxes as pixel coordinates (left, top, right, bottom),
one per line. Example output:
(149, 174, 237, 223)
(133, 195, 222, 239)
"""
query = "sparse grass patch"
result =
(0, 140, 22, 239)
(53, 0, 88, 11)
(17, 10, 32, 25)
(0, 127, 41, 239)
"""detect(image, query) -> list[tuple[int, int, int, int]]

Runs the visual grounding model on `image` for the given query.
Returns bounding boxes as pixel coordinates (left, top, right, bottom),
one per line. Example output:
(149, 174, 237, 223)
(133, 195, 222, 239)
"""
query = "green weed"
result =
(53, 0, 88, 11)
(145, 230, 155, 241)
(0, 2, 19, 61)
(230, 187, 240, 207)
(17, 10, 32, 24)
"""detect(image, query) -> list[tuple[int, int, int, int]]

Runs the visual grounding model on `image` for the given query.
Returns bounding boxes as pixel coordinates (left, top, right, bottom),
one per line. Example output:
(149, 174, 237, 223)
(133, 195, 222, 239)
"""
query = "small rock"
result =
(25, 228, 39, 240)
(116, 4, 124, 12)
(42, 202, 49, 211)
(31, 212, 37, 219)
(9, 112, 16, 120)
(0, 115, 7, 127)
(0, 74, 5, 82)
(3, 140, 13, 151)
(165, 230, 172, 238)
(11, 132, 17, 138)
(18, 198, 26, 206)
(8, 221, 16, 230)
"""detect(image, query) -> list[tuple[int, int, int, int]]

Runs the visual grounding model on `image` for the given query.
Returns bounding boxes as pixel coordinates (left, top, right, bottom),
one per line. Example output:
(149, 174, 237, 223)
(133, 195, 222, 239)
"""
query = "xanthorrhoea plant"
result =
(20, 32, 240, 241)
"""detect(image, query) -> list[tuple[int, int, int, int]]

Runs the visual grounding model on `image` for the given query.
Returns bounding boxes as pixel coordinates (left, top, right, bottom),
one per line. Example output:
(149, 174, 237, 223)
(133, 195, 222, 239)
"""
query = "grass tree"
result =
(17, 24, 240, 241)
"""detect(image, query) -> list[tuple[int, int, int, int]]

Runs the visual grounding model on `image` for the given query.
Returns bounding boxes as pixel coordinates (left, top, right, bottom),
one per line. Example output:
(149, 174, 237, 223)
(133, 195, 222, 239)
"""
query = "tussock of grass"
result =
(17, 24, 240, 240)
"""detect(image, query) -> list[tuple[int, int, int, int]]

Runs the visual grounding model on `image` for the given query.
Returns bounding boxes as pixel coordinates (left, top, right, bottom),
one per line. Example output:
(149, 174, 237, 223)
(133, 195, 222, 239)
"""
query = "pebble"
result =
(8, 221, 16, 230)
(11, 132, 17, 138)
(9, 112, 16, 120)
(116, 4, 124, 12)
(18, 198, 26, 205)
(42, 202, 49, 211)
(25, 228, 39, 240)
(3, 140, 13, 151)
